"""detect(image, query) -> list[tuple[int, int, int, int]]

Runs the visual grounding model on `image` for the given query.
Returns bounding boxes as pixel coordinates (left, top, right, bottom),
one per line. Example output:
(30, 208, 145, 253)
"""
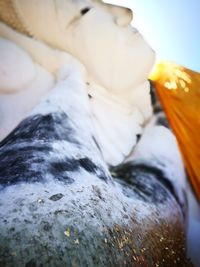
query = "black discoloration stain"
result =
(49, 193, 64, 201)
(0, 154, 44, 187)
(0, 105, 108, 188)
(78, 158, 98, 173)
(49, 157, 108, 183)
(25, 259, 37, 267)
(149, 80, 171, 129)
(0, 144, 50, 186)
(50, 156, 107, 173)
(79, 157, 108, 182)
(50, 160, 79, 173)
(49, 160, 75, 184)
(50, 157, 108, 182)
(156, 116, 170, 128)
(41, 221, 52, 232)
(154, 105, 163, 114)
(111, 162, 179, 205)
(149, 80, 157, 106)
(136, 134, 141, 143)
(0, 111, 84, 187)
(0, 113, 79, 148)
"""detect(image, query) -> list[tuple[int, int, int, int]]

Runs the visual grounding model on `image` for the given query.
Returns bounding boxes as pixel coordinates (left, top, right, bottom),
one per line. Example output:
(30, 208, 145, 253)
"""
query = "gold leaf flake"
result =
(64, 228, 70, 237)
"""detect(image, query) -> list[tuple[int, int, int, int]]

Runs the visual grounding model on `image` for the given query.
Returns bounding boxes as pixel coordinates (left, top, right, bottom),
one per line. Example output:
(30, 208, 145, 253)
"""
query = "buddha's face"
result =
(18, 0, 156, 93)
(65, 1, 155, 93)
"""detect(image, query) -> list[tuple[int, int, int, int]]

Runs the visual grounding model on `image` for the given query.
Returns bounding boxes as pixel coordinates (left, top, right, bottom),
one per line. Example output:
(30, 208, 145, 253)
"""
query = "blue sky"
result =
(105, 0, 200, 72)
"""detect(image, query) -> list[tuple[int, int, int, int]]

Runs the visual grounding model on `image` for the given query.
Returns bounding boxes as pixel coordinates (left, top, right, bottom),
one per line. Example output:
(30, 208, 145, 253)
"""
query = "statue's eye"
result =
(80, 7, 91, 15)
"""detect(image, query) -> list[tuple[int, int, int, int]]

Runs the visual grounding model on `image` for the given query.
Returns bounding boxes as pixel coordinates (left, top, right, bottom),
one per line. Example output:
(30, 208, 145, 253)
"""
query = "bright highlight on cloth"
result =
(150, 61, 200, 201)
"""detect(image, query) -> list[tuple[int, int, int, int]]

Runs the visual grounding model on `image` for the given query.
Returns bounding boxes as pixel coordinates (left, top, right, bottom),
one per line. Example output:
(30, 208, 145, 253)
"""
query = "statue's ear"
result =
(100, 3, 133, 26)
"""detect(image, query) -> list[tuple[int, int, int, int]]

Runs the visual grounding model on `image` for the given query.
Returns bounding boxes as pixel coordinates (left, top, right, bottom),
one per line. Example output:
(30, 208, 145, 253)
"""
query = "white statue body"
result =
(1, 2, 199, 265)
(0, 0, 154, 166)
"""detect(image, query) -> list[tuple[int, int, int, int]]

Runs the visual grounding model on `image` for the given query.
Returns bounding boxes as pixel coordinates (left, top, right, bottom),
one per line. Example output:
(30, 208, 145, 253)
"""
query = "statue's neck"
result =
(87, 79, 134, 114)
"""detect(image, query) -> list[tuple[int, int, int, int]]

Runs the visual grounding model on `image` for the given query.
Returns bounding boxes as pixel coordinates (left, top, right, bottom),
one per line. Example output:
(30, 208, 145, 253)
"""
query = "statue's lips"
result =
(126, 31, 148, 47)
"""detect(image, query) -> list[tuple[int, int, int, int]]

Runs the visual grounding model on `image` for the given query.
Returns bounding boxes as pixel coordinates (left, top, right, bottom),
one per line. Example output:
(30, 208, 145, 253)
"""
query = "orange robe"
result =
(150, 61, 200, 201)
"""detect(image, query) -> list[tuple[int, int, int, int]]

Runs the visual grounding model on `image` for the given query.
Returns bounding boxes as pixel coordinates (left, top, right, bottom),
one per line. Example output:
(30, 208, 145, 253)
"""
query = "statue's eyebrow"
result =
(67, 15, 81, 28)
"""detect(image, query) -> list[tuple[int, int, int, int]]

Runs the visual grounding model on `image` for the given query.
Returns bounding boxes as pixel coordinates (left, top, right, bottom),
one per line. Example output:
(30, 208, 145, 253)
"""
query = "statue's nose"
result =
(103, 3, 133, 27)
(115, 7, 133, 27)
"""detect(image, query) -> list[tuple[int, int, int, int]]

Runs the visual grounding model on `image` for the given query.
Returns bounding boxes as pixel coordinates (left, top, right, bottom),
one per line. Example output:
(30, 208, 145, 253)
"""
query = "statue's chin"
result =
(69, 28, 155, 94)
(97, 41, 155, 95)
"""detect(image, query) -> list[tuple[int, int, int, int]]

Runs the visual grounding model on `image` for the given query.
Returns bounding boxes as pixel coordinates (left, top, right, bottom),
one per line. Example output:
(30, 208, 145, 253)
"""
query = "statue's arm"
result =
(0, 37, 36, 93)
